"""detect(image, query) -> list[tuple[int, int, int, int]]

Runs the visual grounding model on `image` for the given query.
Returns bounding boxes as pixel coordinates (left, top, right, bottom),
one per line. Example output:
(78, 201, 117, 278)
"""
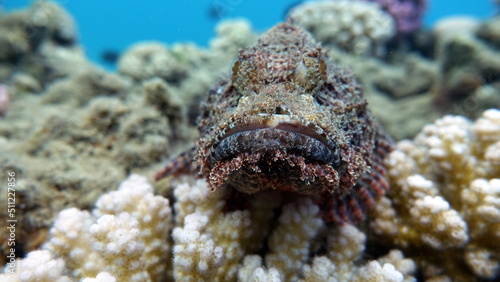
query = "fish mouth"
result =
(210, 114, 340, 166)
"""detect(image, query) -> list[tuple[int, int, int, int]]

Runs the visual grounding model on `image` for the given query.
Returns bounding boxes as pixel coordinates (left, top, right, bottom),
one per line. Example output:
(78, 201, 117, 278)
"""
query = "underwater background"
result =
(3, 0, 497, 68)
(1, 0, 500, 281)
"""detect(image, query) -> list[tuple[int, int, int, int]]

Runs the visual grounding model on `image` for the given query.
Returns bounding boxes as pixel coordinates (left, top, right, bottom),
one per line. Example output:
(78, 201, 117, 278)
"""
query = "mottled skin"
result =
(156, 21, 393, 224)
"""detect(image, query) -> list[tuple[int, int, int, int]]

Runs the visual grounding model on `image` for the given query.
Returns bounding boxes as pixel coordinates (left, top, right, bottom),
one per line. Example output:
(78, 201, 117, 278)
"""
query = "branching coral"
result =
(0, 250, 71, 282)
(171, 176, 272, 281)
(172, 213, 224, 281)
(2, 174, 173, 281)
(15, 112, 500, 281)
(171, 176, 415, 281)
(238, 255, 282, 282)
(2, 174, 418, 282)
(297, 225, 415, 282)
(264, 198, 323, 281)
(371, 109, 500, 280)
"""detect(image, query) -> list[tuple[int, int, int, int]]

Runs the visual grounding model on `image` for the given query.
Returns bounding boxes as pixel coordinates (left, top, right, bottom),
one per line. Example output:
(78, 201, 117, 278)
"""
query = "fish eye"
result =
(292, 56, 327, 91)
(231, 59, 240, 82)
(230, 58, 259, 93)
(319, 56, 327, 81)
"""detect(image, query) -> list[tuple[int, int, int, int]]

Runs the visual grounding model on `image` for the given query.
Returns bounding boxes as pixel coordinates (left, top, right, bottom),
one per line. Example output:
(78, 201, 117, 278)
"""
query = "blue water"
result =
(3, 0, 497, 67)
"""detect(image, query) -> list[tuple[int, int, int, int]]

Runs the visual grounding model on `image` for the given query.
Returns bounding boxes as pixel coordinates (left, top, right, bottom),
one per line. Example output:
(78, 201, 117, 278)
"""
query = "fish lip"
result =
(217, 114, 334, 148)
(210, 114, 340, 165)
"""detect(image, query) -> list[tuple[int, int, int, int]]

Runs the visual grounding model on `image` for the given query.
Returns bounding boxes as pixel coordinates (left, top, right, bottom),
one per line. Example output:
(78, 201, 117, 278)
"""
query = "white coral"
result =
(0, 250, 70, 282)
(118, 42, 187, 80)
(238, 255, 283, 282)
(172, 214, 224, 280)
(357, 261, 404, 282)
(298, 225, 414, 281)
(81, 272, 117, 282)
(377, 109, 500, 279)
(289, 0, 395, 55)
(265, 198, 323, 281)
(464, 246, 500, 279)
(300, 256, 337, 282)
(41, 174, 171, 281)
(46, 208, 103, 277)
(410, 196, 468, 249)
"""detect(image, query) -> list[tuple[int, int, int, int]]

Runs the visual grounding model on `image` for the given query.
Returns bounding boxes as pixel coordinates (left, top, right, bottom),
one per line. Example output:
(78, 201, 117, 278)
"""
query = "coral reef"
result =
(289, 0, 396, 55)
(5, 110, 499, 281)
(1, 174, 417, 281)
(1, 1, 500, 281)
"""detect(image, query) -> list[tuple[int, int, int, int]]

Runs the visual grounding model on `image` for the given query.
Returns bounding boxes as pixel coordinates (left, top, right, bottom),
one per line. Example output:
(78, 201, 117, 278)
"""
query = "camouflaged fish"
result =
(156, 20, 393, 224)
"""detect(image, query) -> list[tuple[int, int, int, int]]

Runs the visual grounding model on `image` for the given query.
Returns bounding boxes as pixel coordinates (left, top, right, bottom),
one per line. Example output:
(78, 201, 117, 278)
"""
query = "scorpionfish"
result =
(156, 20, 393, 224)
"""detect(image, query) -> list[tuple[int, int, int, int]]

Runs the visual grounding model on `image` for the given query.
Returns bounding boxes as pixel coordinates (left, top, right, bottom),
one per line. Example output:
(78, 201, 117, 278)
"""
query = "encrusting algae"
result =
(1, 1, 500, 281)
